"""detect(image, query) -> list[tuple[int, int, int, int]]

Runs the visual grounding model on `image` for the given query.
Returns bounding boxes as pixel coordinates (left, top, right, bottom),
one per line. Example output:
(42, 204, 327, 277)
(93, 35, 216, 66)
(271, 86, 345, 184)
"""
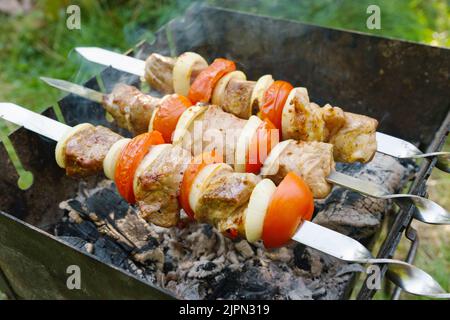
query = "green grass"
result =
(0, 0, 448, 300)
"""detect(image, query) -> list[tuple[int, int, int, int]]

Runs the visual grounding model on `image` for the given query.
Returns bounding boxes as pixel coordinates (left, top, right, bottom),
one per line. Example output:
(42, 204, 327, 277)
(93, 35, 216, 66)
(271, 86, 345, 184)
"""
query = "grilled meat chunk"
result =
(222, 79, 256, 119)
(282, 89, 326, 142)
(266, 141, 335, 198)
(65, 126, 122, 177)
(135, 145, 191, 227)
(281, 88, 377, 163)
(195, 165, 260, 236)
(103, 84, 160, 134)
(322, 103, 346, 140)
(328, 112, 378, 163)
(144, 53, 208, 95)
(144, 53, 176, 94)
(188, 105, 246, 164)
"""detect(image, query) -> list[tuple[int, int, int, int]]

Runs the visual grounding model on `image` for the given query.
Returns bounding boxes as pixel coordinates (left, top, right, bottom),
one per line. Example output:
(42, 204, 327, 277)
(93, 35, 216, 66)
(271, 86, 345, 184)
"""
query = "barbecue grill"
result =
(0, 4, 449, 300)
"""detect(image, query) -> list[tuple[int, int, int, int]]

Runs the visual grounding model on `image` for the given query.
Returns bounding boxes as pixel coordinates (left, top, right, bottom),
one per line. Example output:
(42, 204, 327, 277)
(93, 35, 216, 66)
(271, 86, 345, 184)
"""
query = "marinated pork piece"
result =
(144, 53, 208, 95)
(222, 79, 256, 119)
(267, 141, 335, 198)
(103, 84, 160, 134)
(134, 144, 191, 227)
(65, 126, 122, 177)
(328, 112, 378, 163)
(195, 165, 260, 236)
(144, 53, 176, 94)
(322, 104, 346, 140)
(282, 89, 326, 142)
(187, 105, 246, 164)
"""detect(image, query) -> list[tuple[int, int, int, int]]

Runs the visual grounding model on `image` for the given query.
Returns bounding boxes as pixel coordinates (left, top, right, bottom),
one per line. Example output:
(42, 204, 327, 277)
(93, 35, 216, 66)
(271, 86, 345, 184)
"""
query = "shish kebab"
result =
(43, 76, 376, 166)
(74, 47, 450, 171)
(42, 78, 359, 198)
(41, 77, 450, 226)
(1, 102, 449, 298)
(74, 50, 379, 164)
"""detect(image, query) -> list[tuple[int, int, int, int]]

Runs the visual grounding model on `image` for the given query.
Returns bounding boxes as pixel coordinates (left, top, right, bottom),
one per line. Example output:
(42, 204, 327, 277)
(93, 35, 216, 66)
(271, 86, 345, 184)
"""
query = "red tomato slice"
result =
(179, 150, 223, 219)
(153, 94, 192, 142)
(188, 58, 236, 104)
(114, 131, 164, 203)
(262, 172, 314, 248)
(246, 119, 279, 174)
(259, 80, 293, 134)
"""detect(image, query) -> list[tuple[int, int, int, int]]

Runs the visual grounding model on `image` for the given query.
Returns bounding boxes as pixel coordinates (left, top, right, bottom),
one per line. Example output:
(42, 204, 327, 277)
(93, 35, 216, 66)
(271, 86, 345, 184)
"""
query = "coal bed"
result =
(53, 153, 414, 299)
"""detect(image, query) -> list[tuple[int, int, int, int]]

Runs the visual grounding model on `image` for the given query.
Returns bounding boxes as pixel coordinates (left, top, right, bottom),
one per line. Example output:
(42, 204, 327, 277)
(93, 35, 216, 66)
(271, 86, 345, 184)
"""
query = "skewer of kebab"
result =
(1, 102, 449, 298)
(43, 77, 377, 165)
(73, 47, 450, 172)
(40, 77, 450, 226)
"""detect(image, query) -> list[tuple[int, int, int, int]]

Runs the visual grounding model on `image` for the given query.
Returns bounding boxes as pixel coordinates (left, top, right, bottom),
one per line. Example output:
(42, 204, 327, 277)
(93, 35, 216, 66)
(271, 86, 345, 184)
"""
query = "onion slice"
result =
(148, 106, 159, 132)
(260, 139, 293, 176)
(103, 138, 131, 180)
(172, 105, 207, 145)
(173, 52, 208, 96)
(189, 163, 229, 214)
(55, 123, 93, 169)
(235, 116, 262, 172)
(245, 179, 277, 243)
(211, 70, 246, 106)
(132, 144, 172, 195)
(250, 75, 274, 111)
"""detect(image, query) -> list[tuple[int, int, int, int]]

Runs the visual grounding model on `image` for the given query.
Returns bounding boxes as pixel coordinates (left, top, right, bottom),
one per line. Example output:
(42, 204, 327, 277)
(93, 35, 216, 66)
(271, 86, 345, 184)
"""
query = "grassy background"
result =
(0, 0, 448, 300)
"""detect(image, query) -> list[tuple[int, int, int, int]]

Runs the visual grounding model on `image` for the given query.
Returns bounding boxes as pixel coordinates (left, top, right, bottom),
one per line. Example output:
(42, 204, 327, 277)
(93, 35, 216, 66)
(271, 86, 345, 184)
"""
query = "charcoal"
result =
(313, 153, 414, 242)
(54, 152, 413, 300)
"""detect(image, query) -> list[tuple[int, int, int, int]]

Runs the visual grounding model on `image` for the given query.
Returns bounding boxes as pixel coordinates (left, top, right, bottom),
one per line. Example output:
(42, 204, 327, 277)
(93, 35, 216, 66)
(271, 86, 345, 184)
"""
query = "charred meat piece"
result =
(222, 79, 256, 119)
(144, 53, 176, 94)
(134, 145, 191, 228)
(188, 105, 246, 164)
(267, 141, 335, 199)
(65, 126, 122, 177)
(103, 83, 160, 135)
(328, 112, 378, 163)
(195, 165, 260, 236)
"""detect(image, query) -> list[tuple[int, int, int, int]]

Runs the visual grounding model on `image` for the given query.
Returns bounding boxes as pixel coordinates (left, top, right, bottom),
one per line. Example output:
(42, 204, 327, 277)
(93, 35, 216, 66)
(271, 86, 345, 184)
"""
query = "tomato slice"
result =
(179, 150, 223, 219)
(153, 94, 192, 142)
(188, 58, 236, 104)
(259, 80, 293, 134)
(114, 131, 164, 203)
(262, 172, 314, 248)
(246, 119, 279, 174)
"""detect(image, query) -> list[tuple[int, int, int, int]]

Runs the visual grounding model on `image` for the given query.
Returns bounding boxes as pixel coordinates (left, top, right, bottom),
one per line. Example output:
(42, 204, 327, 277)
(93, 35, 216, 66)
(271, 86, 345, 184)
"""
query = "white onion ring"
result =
(55, 123, 93, 169)
(234, 115, 263, 173)
(260, 139, 293, 176)
(103, 138, 131, 180)
(173, 52, 208, 96)
(211, 70, 247, 106)
(172, 105, 207, 145)
(148, 106, 159, 132)
(250, 74, 274, 110)
(245, 178, 277, 243)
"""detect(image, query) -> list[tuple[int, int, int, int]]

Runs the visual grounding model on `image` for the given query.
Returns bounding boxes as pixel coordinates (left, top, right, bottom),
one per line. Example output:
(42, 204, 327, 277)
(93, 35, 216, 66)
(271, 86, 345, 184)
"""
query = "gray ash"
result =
(53, 154, 413, 299)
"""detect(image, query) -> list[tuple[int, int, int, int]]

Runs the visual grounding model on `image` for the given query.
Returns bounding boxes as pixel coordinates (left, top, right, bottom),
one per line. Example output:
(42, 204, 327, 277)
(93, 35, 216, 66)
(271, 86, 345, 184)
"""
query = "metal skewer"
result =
(73, 47, 450, 173)
(40, 78, 450, 226)
(376, 132, 450, 173)
(0, 101, 448, 298)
